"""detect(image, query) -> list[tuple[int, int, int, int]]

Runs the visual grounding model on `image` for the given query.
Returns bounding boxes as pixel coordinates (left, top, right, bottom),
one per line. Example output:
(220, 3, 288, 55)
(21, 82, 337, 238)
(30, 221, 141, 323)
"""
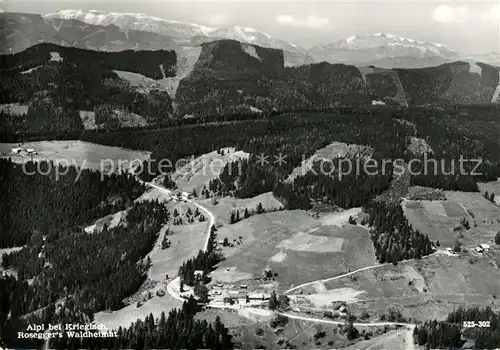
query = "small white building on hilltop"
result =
(372, 100, 386, 106)
(476, 244, 490, 253)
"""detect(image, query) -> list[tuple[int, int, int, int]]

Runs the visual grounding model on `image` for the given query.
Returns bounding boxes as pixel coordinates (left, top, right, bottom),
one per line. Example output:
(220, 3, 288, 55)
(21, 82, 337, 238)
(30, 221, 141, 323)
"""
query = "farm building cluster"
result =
(10, 146, 38, 156)
(208, 283, 271, 306)
(475, 243, 491, 253)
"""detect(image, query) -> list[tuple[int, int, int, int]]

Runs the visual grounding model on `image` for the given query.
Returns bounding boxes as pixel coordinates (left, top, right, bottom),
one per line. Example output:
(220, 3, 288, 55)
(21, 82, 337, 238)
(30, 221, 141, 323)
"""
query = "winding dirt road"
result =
(279, 312, 414, 327)
(285, 249, 453, 295)
(143, 181, 215, 252)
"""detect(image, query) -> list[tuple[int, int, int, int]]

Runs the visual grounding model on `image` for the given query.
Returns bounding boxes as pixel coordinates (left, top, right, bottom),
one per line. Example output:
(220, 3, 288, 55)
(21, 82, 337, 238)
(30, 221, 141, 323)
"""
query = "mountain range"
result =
(42, 10, 500, 68)
(43, 9, 307, 54)
(2, 10, 499, 69)
(1, 40, 499, 134)
(1, 10, 500, 136)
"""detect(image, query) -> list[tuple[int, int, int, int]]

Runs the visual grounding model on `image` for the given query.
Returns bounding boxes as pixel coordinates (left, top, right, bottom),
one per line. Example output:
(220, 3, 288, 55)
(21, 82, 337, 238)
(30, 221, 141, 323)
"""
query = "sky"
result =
(2, 1, 500, 53)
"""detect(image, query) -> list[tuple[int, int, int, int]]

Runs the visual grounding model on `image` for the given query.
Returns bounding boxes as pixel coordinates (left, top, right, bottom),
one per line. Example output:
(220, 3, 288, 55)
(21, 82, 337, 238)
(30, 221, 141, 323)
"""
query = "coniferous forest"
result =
(52, 297, 233, 350)
(0, 78, 499, 349)
(364, 201, 434, 263)
(0, 158, 144, 247)
(1, 199, 169, 346)
(0, 158, 178, 349)
(178, 226, 222, 286)
(79, 107, 500, 201)
(413, 307, 500, 349)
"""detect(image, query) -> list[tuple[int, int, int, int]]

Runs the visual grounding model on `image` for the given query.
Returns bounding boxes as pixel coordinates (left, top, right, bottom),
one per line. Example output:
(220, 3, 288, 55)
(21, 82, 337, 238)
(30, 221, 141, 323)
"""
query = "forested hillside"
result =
(365, 201, 434, 263)
(0, 42, 498, 136)
(50, 298, 233, 350)
(0, 44, 176, 134)
(0, 158, 144, 247)
(3, 199, 168, 311)
(413, 307, 500, 349)
(396, 62, 499, 106)
(1, 199, 169, 347)
(175, 40, 499, 117)
(82, 107, 500, 203)
(0, 43, 177, 78)
(0, 158, 234, 350)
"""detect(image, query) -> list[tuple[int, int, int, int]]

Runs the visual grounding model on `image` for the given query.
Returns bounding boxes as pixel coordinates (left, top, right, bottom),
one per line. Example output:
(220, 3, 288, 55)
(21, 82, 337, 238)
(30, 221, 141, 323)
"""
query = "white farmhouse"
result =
(479, 244, 490, 251)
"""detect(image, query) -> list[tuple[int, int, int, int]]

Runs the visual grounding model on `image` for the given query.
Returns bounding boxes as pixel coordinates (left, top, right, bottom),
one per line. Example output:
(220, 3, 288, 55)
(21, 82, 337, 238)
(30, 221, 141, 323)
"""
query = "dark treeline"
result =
(411, 165, 480, 192)
(0, 45, 176, 133)
(176, 40, 497, 117)
(0, 275, 44, 350)
(1, 200, 169, 348)
(414, 307, 500, 349)
(0, 102, 83, 136)
(0, 106, 409, 142)
(1, 280, 233, 350)
(2, 200, 168, 316)
(396, 63, 498, 106)
(401, 106, 500, 183)
(364, 201, 434, 263)
(0, 158, 144, 248)
(171, 111, 411, 209)
(2, 106, 498, 209)
(275, 156, 393, 210)
(178, 226, 222, 286)
(0, 43, 177, 79)
(81, 108, 500, 206)
(53, 297, 233, 350)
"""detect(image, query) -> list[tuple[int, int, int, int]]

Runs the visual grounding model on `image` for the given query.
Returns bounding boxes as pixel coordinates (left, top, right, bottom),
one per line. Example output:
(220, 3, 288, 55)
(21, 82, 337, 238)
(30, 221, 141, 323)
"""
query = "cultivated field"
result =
(0, 140, 151, 172)
(321, 251, 500, 322)
(78, 109, 146, 130)
(402, 190, 500, 247)
(210, 209, 377, 289)
(147, 220, 207, 281)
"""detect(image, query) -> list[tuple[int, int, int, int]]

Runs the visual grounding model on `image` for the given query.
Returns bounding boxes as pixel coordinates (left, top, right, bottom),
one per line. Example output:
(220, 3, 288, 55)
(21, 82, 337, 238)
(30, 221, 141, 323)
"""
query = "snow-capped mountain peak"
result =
(44, 9, 219, 38)
(332, 33, 455, 53)
(43, 9, 305, 54)
(308, 32, 459, 67)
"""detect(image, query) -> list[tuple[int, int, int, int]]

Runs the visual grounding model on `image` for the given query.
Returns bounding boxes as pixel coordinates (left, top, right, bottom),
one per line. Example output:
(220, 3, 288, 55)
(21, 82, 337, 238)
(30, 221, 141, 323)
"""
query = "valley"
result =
(1, 7, 500, 349)
(2, 126, 498, 348)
